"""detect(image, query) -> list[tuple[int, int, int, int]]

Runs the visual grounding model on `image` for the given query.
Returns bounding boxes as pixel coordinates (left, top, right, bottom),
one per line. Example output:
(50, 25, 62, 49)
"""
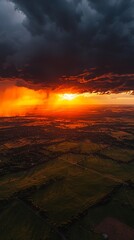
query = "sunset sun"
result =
(60, 93, 78, 101)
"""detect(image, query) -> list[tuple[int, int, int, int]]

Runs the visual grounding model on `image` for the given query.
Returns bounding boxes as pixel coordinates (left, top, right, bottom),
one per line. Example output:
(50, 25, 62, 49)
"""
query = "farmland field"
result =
(0, 105, 134, 240)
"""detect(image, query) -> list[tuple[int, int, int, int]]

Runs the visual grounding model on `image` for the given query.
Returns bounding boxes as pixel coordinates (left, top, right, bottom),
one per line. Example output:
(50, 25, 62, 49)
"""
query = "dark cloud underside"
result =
(0, 0, 134, 92)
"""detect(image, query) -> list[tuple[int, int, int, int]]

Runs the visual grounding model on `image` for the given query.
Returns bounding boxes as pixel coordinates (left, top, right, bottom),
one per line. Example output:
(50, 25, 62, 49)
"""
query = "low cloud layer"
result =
(0, 0, 134, 92)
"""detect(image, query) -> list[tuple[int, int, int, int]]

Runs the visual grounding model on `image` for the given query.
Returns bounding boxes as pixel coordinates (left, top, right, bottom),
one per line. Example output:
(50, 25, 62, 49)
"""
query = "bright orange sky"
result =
(0, 85, 133, 117)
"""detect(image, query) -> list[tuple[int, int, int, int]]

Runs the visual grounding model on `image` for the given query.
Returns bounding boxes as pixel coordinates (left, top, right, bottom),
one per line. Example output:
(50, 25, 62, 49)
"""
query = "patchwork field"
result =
(0, 105, 134, 240)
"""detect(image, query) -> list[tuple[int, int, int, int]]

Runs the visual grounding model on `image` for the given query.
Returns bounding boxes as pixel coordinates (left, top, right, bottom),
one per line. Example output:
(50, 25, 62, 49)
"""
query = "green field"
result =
(29, 165, 116, 226)
(0, 110, 134, 240)
(101, 147, 134, 162)
(0, 200, 57, 240)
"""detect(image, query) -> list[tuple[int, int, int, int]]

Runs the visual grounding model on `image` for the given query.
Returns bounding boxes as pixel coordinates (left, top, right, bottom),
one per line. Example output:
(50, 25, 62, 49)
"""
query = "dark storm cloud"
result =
(0, 0, 134, 92)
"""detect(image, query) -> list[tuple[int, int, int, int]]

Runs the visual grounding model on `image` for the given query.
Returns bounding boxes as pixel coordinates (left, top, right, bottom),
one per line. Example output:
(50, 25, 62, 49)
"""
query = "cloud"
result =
(0, 0, 134, 92)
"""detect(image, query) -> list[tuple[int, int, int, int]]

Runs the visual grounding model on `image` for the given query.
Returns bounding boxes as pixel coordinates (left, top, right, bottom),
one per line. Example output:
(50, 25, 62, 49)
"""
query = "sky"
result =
(0, 0, 134, 115)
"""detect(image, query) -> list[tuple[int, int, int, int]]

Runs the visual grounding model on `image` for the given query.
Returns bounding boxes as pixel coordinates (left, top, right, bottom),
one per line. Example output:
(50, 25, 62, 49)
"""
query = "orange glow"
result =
(60, 93, 78, 101)
(0, 84, 133, 117)
(54, 93, 85, 109)
(0, 88, 106, 117)
(0, 88, 94, 117)
(0, 86, 45, 117)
